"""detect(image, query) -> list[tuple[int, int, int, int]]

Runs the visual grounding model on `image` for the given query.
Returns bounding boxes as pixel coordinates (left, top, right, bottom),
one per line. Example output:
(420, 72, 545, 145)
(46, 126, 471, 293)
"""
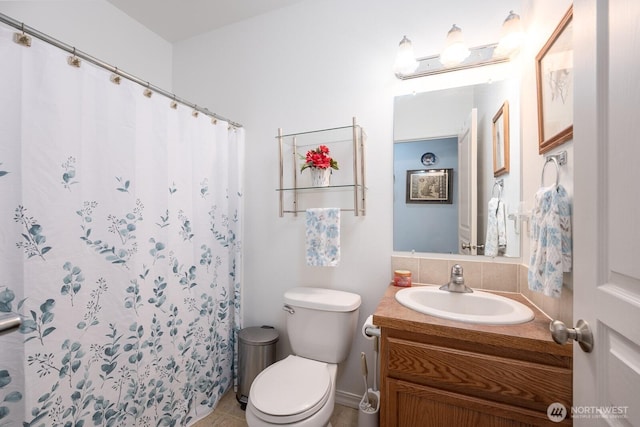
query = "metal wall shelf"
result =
(277, 117, 366, 216)
(276, 184, 366, 192)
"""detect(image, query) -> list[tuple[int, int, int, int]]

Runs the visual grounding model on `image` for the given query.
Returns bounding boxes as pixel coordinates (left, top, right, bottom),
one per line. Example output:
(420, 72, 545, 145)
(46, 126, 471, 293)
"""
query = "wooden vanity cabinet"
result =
(375, 287, 573, 427)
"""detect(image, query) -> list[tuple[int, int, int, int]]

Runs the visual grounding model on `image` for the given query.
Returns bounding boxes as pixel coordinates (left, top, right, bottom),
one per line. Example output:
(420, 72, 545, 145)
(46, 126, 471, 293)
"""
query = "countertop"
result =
(373, 284, 572, 359)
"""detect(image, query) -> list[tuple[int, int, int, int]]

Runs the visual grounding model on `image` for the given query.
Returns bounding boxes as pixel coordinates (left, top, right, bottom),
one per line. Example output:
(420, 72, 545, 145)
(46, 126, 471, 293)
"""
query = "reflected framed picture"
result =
(492, 101, 510, 177)
(536, 5, 573, 154)
(406, 168, 453, 204)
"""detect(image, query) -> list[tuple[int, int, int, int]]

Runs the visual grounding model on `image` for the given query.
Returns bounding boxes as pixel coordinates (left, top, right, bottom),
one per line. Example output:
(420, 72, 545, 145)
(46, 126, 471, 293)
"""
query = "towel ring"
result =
(541, 157, 560, 187)
(491, 181, 503, 198)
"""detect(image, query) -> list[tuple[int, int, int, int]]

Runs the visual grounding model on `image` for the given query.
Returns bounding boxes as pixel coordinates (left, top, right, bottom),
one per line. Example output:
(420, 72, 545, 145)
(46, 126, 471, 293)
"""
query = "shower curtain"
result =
(0, 26, 243, 426)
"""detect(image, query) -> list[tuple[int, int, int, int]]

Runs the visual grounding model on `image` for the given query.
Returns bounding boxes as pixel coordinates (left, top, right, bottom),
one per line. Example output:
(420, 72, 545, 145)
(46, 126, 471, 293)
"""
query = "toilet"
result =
(246, 287, 361, 427)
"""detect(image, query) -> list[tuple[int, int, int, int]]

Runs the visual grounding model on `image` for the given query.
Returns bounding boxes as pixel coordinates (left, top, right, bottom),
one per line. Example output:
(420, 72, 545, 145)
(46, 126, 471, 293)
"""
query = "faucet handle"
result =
(451, 264, 463, 275)
(440, 264, 472, 292)
(450, 264, 465, 286)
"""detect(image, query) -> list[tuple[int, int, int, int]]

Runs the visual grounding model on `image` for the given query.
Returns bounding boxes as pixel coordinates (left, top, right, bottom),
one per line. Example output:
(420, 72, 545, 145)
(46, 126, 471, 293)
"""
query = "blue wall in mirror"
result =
(394, 137, 458, 253)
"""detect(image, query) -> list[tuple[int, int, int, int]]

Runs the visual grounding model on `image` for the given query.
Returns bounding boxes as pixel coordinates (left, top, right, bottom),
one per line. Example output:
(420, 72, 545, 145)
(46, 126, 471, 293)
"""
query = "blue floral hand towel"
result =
(528, 185, 572, 298)
(305, 208, 340, 267)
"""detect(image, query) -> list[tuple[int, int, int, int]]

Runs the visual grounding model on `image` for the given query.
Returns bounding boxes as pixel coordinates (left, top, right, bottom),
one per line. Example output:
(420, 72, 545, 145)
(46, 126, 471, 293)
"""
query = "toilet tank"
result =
(283, 287, 361, 364)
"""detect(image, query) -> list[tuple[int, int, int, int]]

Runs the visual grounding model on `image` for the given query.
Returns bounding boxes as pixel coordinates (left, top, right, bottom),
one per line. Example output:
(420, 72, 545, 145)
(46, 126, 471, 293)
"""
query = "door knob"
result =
(461, 242, 471, 250)
(549, 319, 594, 353)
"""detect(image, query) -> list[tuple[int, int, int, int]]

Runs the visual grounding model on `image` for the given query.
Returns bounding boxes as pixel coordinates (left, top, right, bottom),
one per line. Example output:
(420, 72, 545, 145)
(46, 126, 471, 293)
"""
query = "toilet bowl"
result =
(246, 355, 337, 426)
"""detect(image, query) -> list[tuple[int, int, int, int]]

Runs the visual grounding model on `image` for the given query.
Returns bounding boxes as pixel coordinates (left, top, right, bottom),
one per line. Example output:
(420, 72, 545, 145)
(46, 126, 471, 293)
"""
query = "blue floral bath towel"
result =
(305, 208, 340, 267)
(528, 185, 572, 298)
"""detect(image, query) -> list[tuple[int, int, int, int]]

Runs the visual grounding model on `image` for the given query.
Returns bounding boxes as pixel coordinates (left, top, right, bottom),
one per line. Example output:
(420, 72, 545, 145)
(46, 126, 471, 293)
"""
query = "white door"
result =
(572, 0, 640, 424)
(458, 109, 478, 255)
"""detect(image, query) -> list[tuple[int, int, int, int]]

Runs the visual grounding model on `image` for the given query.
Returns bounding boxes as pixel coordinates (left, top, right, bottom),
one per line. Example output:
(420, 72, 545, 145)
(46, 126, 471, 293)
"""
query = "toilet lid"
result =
(250, 355, 331, 423)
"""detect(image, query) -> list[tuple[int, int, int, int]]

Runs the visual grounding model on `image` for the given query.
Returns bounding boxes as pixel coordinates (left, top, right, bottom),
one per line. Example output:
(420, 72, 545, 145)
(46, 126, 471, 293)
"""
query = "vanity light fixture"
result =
(439, 24, 471, 67)
(495, 10, 525, 57)
(394, 10, 524, 80)
(393, 35, 419, 76)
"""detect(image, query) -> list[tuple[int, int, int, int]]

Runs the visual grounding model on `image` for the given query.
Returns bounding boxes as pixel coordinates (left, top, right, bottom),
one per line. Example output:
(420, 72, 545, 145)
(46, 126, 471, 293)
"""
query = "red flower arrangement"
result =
(300, 145, 339, 172)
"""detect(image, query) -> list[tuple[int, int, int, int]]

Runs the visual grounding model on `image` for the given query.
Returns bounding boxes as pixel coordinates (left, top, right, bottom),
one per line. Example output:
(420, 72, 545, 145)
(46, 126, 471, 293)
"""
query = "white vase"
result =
(310, 167, 331, 187)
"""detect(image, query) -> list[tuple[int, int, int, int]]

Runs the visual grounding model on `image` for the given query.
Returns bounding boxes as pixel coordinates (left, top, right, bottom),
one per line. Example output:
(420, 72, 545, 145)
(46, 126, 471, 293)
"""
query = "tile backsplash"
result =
(391, 255, 573, 325)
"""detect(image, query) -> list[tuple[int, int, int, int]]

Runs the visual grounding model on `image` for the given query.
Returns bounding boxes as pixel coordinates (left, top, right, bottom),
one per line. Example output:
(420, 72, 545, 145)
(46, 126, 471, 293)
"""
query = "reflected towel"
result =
(528, 185, 572, 298)
(485, 198, 507, 257)
(305, 208, 340, 267)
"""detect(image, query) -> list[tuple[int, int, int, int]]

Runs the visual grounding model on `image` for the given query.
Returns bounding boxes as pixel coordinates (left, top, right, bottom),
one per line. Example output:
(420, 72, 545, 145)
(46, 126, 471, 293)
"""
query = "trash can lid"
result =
(239, 325, 279, 345)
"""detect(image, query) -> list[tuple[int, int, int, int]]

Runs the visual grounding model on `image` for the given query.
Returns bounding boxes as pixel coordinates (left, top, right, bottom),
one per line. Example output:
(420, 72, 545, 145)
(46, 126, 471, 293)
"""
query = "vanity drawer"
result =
(386, 337, 572, 413)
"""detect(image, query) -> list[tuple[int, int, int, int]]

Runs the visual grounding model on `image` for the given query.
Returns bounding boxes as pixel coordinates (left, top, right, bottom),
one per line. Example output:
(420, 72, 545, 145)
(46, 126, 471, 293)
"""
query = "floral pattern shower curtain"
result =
(0, 26, 243, 426)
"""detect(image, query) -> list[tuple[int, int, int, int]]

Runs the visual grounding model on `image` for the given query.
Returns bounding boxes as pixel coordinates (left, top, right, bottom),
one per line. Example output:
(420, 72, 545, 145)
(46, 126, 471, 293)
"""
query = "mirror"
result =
(393, 78, 521, 257)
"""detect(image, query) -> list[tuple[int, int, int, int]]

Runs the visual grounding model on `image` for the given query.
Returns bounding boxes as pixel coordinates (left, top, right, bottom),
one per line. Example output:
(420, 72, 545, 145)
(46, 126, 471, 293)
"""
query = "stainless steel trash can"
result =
(236, 325, 279, 409)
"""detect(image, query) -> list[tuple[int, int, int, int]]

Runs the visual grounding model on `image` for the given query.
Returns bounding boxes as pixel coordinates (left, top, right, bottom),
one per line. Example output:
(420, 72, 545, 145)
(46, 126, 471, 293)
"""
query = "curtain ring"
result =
(110, 67, 122, 84)
(143, 82, 153, 98)
(67, 47, 81, 67)
(14, 22, 32, 47)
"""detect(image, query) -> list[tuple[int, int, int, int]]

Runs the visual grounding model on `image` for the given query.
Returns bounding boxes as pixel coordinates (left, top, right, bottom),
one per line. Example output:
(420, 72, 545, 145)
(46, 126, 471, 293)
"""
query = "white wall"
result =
(474, 78, 521, 258)
(519, 0, 574, 286)
(393, 87, 474, 142)
(173, 0, 524, 400)
(0, 1, 173, 88)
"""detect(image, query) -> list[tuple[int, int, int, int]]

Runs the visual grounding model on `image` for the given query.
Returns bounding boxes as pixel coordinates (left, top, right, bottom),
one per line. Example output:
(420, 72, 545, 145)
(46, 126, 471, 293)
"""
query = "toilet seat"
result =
(249, 355, 332, 424)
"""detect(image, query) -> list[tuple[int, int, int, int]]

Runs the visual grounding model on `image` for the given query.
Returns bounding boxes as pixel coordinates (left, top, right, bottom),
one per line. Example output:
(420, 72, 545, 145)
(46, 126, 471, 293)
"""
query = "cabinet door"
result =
(383, 379, 571, 427)
(385, 337, 571, 413)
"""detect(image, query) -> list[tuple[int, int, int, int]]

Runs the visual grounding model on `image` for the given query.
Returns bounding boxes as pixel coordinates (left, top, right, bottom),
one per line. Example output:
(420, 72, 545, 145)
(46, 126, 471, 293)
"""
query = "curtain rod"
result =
(0, 12, 243, 128)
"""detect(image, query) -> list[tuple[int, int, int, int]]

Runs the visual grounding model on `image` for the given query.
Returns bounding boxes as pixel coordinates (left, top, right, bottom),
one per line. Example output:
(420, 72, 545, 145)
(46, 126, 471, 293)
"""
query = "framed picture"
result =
(536, 5, 574, 154)
(492, 101, 510, 177)
(406, 168, 453, 204)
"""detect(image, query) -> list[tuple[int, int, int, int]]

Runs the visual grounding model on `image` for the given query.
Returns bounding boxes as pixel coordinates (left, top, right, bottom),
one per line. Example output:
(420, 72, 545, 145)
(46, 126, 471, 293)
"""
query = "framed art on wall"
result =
(406, 168, 453, 204)
(492, 101, 510, 177)
(536, 5, 574, 154)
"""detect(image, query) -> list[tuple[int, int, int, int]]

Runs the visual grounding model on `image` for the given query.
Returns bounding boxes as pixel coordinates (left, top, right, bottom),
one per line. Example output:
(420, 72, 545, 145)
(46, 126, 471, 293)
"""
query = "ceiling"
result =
(106, 0, 305, 42)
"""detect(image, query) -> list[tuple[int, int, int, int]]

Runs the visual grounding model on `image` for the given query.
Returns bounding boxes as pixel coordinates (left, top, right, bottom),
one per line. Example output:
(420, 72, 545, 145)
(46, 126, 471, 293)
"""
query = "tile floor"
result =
(192, 389, 359, 427)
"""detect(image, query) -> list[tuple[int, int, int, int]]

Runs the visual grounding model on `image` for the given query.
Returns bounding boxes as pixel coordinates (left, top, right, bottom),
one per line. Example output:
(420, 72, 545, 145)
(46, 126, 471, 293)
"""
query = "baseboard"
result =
(335, 389, 362, 409)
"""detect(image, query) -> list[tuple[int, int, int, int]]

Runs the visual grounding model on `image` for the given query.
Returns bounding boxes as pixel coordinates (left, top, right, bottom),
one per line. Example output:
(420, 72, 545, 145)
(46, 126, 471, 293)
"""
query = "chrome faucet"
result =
(439, 264, 473, 293)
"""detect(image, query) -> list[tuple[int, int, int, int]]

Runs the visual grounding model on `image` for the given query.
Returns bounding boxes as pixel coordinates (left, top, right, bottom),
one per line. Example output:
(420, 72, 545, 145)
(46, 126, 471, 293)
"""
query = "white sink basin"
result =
(395, 286, 534, 325)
